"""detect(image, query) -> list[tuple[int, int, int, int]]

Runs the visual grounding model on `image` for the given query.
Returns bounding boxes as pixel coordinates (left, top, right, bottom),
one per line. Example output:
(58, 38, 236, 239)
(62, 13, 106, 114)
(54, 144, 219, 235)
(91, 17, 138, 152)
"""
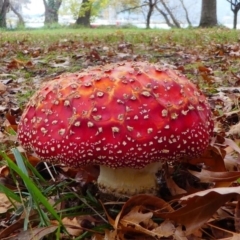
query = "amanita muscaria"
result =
(18, 61, 214, 197)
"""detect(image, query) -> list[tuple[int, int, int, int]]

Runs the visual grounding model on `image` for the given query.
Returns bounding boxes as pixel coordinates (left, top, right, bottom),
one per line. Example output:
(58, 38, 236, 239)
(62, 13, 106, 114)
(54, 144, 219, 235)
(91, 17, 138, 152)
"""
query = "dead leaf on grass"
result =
(61, 217, 83, 236)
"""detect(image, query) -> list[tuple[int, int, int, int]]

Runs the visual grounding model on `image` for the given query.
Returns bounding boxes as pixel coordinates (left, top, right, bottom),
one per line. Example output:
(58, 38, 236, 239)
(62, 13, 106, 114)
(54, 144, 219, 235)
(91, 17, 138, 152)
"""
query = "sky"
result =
(22, 0, 236, 26)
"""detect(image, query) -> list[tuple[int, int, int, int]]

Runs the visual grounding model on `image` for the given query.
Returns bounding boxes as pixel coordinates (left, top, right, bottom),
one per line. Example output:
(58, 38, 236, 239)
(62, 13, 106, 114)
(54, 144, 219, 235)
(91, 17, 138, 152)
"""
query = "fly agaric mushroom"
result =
(18, 61, 213, 198)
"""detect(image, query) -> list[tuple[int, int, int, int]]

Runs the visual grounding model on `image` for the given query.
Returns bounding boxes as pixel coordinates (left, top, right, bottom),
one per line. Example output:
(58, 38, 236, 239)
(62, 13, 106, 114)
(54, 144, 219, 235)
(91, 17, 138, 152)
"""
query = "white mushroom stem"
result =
(97, 162, 163, 198)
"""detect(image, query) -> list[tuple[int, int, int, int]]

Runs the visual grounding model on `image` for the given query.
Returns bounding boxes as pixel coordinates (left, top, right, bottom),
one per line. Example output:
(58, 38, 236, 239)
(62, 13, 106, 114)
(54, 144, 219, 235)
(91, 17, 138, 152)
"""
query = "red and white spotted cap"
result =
(18, 61, 214, 168)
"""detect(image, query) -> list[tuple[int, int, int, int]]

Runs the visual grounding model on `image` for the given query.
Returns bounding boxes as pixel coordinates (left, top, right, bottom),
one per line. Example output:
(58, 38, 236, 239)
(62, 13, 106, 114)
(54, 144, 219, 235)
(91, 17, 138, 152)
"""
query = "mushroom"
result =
(18, 61, 214, 198)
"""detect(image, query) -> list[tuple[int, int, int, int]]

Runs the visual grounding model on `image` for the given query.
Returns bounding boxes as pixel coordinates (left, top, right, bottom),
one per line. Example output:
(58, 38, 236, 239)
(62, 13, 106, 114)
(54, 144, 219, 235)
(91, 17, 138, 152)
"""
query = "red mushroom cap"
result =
(18, 61, 214, 168)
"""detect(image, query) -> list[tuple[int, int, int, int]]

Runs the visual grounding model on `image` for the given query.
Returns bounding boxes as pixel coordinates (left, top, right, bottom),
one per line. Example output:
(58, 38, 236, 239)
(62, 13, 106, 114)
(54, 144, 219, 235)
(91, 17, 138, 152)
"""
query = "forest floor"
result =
(0, 27, 240, 239)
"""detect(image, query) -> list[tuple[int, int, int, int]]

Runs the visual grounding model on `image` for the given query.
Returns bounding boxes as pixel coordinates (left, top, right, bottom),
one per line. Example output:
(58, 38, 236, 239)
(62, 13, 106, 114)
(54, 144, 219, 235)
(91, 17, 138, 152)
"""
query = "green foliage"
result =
(1, 150, 61, 225)
(109, 0, 141, 12)
(61, 0, 109, 20)
(0, 148, 108, 238)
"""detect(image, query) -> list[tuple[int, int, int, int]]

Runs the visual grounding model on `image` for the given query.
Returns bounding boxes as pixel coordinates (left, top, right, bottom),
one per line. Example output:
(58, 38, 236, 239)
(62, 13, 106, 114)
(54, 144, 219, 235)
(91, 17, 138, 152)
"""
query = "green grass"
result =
(1, 27, 239, 45)
(0, 149, 110, 238)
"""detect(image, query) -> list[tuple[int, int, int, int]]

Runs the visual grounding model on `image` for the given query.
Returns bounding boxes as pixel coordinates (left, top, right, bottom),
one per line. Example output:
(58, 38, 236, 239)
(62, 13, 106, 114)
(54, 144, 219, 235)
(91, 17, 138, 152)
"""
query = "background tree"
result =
(75, 0, 92, 26)
(117, 0, 193, 29)
(179, 0, 192, 27)
(199, 0, 217, 27)
(9, 0, 30, 26)
(155, 0, 181, 28)
(62, 0, 109, 27)
(43, 0, 62, 26)
(0, 0, 10, 28)
(145, 0, 157, 29)
(112, 0, 149, 27)
(226, 0, 240, 29)
(115, 0, 155, 29)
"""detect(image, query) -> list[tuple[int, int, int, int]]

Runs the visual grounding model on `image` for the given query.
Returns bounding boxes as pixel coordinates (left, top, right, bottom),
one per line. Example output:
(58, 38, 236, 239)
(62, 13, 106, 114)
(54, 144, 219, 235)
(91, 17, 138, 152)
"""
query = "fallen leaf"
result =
(121, 205, 153, 227)
(188, 145, 227, 172)
(188, 169, 240, 185)
(165, 175, 187, 196)
(120, 206, 173, 238)
(165, 186, 240, 235)
(152, 219, 175, 237)
(5, 225, 58, 240)
(0, 82, 7, 95)
(0, 193, 15, 213)
(173, 226, 188, 240)
(113, 194, 174, 230)
(0, 213, 39, 239)
(61, 217, 83, 236)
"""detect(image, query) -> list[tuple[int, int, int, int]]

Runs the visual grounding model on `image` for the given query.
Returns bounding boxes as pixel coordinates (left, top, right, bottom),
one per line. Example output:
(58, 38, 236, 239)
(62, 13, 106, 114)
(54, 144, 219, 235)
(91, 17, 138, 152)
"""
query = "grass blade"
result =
(2, 150, 62, 223)
(0, 184, 21, 203)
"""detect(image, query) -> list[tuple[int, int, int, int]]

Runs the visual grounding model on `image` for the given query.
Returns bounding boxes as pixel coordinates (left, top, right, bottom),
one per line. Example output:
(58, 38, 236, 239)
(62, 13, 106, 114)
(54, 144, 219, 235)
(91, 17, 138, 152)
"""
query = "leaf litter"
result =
(1, 29, 240, 239)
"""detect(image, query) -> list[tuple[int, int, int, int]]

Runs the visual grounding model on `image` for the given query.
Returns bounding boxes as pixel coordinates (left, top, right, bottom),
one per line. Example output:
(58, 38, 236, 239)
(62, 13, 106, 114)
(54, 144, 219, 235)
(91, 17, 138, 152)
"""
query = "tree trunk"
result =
(75, 0, 92, 27)
(199, 0, 217, 27)
(43, 0, 62, 26)
(10, 3, 24, 26)
(0, 0, 10, 28)
(155, 4, 175, 28)
(159, 0, 181, 28)
(146, 0, 155, 29)
(230, 2, 240, 29)
(233, 10, 238, 29)
(179, 0, 192, 27)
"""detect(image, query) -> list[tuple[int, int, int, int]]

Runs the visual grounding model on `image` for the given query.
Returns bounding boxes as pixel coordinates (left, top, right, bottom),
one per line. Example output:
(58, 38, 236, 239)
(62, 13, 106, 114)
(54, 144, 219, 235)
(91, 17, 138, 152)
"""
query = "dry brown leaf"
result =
(0, 166, 10, 177)
(59, 217, 83, 236)
(198, 65, 212, 74)
(152, 220, 175, 237)
(224, 138, 240, 154)
(4, 225, 58, 240)
(120, 210, 157, 237)
(164, 187, 240, 235)
(188, 145, 227, 172)
(165, 175, 187, 196)
(0, 82, 7, 95)
(173, 226, 188, 240)
(188, 169, 240, 185)
(106, 195, 175, 239)
(0, 213, 39, 239)
(120, 207, 172, 238)
(113, 194, 174, 230)
(227, 233, 240, 240)
(224, 154, 240, 172)
(101, 229, 125, 240)
(0, 193, 15, 213)
(121, 206, 153, 225)
(235, 197, 240, 233)
(207, 222, 239, 239)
